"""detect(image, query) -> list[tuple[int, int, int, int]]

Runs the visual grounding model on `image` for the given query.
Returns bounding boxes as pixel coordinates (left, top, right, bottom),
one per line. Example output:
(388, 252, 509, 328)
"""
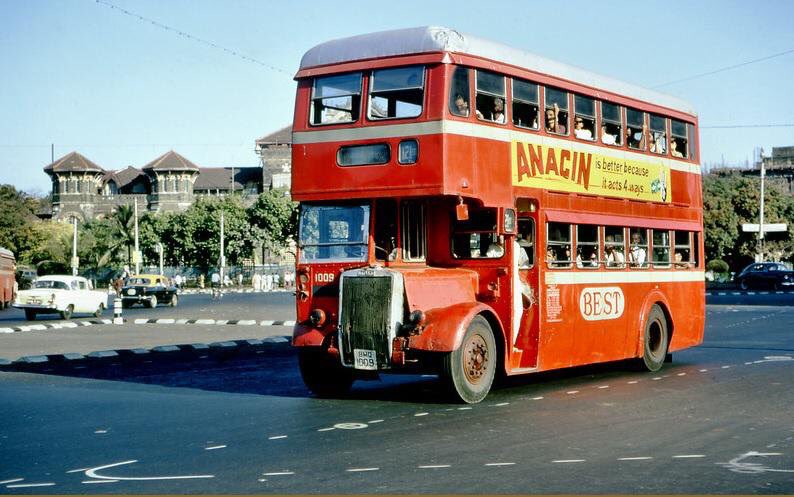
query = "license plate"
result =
(353, 349, 377, 370)
(29, 298, 40, 304)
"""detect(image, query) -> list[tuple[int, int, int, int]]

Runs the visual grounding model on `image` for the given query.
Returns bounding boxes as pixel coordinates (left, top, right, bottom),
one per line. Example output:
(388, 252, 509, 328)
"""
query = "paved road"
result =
(1, 299, 793, 493)
(0, 291, 295, 326)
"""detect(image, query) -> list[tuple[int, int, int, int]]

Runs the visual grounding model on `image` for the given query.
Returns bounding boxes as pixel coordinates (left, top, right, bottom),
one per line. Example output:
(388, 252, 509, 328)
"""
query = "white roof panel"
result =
(299, 26, 695, 116)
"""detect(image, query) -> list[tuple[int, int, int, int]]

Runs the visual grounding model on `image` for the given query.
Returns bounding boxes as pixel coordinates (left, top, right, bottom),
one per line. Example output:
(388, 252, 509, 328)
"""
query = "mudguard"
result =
(293, 323, 328, 347)
(407, 301, 502, 352)
(634, 290, 673, 357)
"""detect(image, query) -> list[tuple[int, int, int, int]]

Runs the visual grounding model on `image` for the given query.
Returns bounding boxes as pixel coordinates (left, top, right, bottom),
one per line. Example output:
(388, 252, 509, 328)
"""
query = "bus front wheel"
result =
(640, 305, 669, 372)
(443, 316, 496, 404)
(298, 348, 354, 398)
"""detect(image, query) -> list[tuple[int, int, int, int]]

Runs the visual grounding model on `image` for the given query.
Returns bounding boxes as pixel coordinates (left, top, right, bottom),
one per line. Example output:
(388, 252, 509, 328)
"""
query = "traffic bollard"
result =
(113, 297, 123, 325)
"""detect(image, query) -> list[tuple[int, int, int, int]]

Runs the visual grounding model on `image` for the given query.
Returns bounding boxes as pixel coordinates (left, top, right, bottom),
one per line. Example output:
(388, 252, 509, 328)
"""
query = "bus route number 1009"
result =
(315, 272, 335, 283)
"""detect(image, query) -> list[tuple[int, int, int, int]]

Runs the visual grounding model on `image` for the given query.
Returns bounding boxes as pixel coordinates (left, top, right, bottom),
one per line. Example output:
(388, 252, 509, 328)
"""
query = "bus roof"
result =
(299, 26, 696, 117)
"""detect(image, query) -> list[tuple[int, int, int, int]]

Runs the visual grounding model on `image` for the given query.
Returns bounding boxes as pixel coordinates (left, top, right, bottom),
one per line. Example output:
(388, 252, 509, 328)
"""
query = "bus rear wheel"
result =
(443, 316, 496, 404)
(298, 348, 354, 398)
(640, 305, 668, 372)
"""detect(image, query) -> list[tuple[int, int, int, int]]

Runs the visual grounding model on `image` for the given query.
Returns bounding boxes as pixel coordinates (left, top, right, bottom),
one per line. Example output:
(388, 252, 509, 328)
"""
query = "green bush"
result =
(707, 259, 730, 274)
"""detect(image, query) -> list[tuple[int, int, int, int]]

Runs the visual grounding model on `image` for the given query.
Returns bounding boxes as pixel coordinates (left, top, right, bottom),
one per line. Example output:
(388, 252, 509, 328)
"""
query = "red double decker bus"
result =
(0, 247, 16, 310)
(291, 27, 704, 403)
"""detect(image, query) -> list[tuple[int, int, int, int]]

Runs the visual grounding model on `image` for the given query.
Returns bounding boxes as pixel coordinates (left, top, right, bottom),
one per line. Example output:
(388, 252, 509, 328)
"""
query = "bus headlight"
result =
(309, 308, 326, 327)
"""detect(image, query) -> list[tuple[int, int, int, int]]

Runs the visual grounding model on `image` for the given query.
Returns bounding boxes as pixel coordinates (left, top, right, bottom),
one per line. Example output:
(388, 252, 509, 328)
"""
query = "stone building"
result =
(45, 150, 264, 221)
(256, 125, 292, 190)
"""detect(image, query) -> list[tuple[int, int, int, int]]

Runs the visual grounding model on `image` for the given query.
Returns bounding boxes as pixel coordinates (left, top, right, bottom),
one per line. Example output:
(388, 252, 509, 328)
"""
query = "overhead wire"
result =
(653, 47, 794, 88)
(95, 0, 292, 76)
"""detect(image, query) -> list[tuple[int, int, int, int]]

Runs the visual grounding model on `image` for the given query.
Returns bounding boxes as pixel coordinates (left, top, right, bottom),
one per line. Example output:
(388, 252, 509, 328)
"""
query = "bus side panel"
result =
(667, 280, 705, 351)
(535, 281, 576, 371)
(567, 283, 631, 366)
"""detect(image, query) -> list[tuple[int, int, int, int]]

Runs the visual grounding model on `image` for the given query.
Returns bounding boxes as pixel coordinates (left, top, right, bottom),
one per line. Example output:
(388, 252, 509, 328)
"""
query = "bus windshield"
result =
(299, 204, 370, 263)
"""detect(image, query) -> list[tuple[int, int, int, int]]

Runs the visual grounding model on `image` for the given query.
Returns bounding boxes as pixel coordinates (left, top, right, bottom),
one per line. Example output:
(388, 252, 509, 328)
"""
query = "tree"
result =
(247, 188, 298, 257)
(0, 184, 40, 258)
(110, 204, 136, 266)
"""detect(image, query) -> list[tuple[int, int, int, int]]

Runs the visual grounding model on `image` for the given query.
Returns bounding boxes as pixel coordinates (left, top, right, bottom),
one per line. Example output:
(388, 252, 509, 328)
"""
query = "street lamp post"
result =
(71, 218, 78, 276)
(219, 210, 226, 285)
(156, 242, 164, 276)
(134, 198, 141, 274)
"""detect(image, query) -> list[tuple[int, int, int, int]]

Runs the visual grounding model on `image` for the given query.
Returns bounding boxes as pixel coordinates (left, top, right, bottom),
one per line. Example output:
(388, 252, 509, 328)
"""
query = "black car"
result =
(121, 274, 179, 308)
(735, 262, 794, 291)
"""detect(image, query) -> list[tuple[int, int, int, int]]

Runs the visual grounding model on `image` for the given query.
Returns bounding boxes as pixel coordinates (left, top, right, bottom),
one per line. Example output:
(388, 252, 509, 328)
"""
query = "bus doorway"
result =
(512, 202, 539, 370)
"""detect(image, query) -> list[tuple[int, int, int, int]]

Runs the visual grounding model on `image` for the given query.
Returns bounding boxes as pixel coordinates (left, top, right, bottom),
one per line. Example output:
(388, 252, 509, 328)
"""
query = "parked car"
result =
(121, 274, 178, 308)
(735, 262, 794, 290)
(13, 275, 107, 320)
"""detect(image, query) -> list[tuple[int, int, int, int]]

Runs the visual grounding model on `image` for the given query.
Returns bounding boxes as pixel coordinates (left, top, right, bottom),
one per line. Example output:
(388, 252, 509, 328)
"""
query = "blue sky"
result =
(1, 0, 793, 193)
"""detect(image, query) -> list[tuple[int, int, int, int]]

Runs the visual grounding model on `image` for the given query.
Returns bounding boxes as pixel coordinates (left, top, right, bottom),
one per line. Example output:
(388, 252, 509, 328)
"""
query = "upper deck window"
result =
(649, 114, 667, 155)
(671, 119, 689, 159)
(601, 102, 623, 146)
(574, 95, 596, 141)
(544, 87, 569, 135)
(368, 65, 425, 120)
(475, 70, 506, 124)
(449, 67, 471, 117)
(626, 108, 646, 150)
(512, 78, 539, 130)
(310, 73, 362, 125)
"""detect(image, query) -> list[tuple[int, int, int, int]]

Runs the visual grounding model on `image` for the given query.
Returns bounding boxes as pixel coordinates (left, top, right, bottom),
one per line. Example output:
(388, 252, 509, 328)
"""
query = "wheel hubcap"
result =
(463, 334, 489, 384)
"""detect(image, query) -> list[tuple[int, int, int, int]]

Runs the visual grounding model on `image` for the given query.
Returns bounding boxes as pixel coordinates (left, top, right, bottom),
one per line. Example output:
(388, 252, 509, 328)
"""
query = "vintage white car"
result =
(13, 275, 108, 321)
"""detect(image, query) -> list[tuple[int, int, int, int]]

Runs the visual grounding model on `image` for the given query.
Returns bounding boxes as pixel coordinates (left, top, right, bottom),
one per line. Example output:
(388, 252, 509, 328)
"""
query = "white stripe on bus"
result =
(544, 270, 705, 285)
(292, 120, 701, 175)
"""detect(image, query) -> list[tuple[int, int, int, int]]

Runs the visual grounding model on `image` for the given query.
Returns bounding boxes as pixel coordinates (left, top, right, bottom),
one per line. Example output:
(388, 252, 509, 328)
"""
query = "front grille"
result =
(339, 275, 392, 368)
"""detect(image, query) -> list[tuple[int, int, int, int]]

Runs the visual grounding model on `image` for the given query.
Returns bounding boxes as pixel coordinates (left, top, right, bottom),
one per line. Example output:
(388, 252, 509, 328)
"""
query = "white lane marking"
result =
(618, 456, 653, 461)
(0, 478, 24, 484)
(262, 471, 295, 476)
(6, 483, 56, 488)
(673, 454, 706, 459)
(652, 377, 662, 381)
(66, 468, 91, 473)
(484, 462, 516, 466)
(759, 356, 794, 363)
(628, 380, 639, 384)
(597, 385, 610, 389)
(744, 362, 754, 365)
(346, 467, 379, 472)
(95, 430, 108, 434)
(457, 407, 472, 410)
(368, 419, 384, 423)
(84, 460, 214, 480)
(82, 480, 118, 484)
(133, 318, 148, 324)
(258, 478, 268, 482)
(699, 369, 708, 372)
(722, 365, 731, 369)
(677, 372, 687, 376)
(719, 451, 791, 474)
(414, 412, 429, 417)
(552, 459, 586, 463)
(333, 422, 368, 430)
(494, 402, 510, 406)
(205, 445, 226, 450)
(566, 390, 579, 394)
(418, 465, 451, 469)
(531, 396, 544, 400)
(268, 435, 288, 440)
(317, 427, 335, 432)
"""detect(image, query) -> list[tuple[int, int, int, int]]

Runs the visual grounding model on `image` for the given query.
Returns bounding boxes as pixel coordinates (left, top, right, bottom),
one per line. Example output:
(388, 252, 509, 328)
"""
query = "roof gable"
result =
(142, 150, 200, 171)
(44, 151, 105, 173)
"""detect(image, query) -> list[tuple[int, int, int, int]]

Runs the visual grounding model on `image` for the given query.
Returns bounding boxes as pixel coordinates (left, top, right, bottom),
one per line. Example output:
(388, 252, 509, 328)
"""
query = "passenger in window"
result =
(574, 117, 593, 140)
(486, 239, 505, 257)
(629, 231, 647, 267)
(674, 252, 690, 268)
(545, 103, 566, 134)
(453, 94, 470, 117)
(627, 125, 647, 149)
(545, 247, 556, 267)
(670, 138, 684, 158)
(476, 97, 506, 123)
(601, 124, 618, 145)
(605, 242, 625, 267)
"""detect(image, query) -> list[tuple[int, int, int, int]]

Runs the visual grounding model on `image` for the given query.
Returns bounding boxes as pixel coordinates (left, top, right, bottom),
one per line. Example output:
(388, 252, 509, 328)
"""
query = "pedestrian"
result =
(223, 274, 231, 287)
(199, 273, 205, 289)
(174, 273, 183, 289)
(252, 273, 262, 292)
(113, 275, 124, 296)
(237, 273, 243, 288)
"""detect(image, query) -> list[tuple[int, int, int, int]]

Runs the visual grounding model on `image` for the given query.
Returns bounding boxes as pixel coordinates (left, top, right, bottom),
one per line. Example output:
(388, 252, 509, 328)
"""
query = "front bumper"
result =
(13, 303, 59, 312)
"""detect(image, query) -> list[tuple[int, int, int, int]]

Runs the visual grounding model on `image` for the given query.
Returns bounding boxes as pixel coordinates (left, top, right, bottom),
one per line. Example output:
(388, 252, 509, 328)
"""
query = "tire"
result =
(94, 302, 105, 318)
(148, 295, 158, 308)
(24, 309, 36, 321)
(170, 294, 178, 307)
(60, 304, 74, 320)
(739, 279, 749, 290)
(640, 304, 668, 372)
(442, 315, 497, 404)
(298, 348, 354, 398)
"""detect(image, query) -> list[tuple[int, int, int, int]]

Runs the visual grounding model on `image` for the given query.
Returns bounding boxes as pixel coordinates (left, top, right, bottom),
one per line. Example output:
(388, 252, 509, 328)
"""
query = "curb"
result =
(705, 290, 789, 296)
(0, 335, 292, 372)
(0, 318, 296, 335)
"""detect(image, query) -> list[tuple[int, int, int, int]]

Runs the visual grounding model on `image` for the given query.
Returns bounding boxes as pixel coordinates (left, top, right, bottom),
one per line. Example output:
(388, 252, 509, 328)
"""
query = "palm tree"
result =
(110, 205, 136, 266)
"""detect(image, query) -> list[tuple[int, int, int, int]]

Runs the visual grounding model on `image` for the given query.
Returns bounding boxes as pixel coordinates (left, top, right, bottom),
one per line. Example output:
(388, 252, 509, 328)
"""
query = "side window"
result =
(449, 66, 470, 117)
(310, 73, 362, 125)
(652, 229, 671, 267)
(626, 108, 646, 150)
(693, 232, 701, 266)
(576, 224, 599, 268)
(544, 87, 569, 135)
(601, 101, 623, 146)
(670, 119, 688, 159)
(573, 95, 596, 141)
(604, 226, 626, 268)
(451, 208, 502, 259)
(71, 280, 79, 290)
(475, 70, 506, 124)
(368, 65, 424, 120)
(374, 199, 398, 261)
(517, 218, 535, 268)
(688, 123, 697, 160)
(401, 202, 426, 262)
(512, 78, 539, 130)
(546, 222, 572, 268)
(674, 231, 692, 268)
(78, 280, 87, 290)
(649, 114, 667, 155)
(628, 228, 649, 268)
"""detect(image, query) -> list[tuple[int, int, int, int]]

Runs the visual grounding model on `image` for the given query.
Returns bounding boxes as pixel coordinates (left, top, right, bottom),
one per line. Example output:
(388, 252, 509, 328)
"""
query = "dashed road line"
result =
(6, 483, 56, 488)
(368, 419, 384, 423)
(618, 456, 653, 461)
(484, 462, 516, 467)
(82, 480, 118, 484)
(531, 396, 544, 400)
(418, 465, 451, 469)
(566, 390, 579, 394)
(552, 459, 586, 463)
(597, 385, 610, 389)
(414, 412, 429, 417)
(673, 454, 706, 459)
(317, 427, 335, 432)
(205, 445, 227, 450)
(0, 478, 24, 484)
(346, 467, 379, 472)
(268, 435, 288, 440)
(262, 471, 295, 476)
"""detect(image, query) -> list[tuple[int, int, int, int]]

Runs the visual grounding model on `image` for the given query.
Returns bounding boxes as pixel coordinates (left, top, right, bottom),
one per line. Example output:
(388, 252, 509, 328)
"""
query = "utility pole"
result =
(156, 242, 164, 276)
(230, 167, 235, 195)
(71, 218, 78, 276)
(219, 210, 226, 285)
(134, 198, 141, 274)
(758, 159, 766, 262)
